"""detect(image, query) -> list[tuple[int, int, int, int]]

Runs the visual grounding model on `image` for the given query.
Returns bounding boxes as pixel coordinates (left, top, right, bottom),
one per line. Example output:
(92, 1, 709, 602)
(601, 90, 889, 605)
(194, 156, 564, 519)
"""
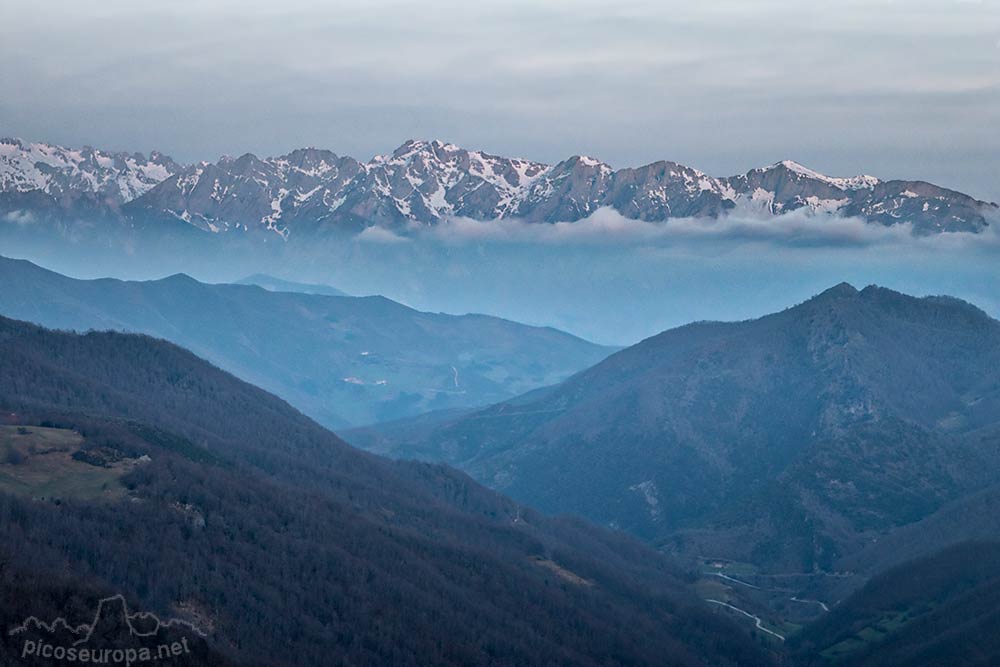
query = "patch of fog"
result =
(353, 205, 1000, 252)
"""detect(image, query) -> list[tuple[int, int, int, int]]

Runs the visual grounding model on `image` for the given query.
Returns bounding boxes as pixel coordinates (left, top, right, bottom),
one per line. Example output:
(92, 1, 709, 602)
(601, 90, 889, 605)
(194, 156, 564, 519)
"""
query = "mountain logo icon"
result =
(10, 594, 206, 665)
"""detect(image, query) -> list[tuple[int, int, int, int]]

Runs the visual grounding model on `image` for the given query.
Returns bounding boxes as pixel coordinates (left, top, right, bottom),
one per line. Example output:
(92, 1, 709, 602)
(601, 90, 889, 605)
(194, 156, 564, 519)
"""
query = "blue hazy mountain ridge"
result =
(235, 272, 349, 297)
(347, 284, 1000, 573)
(0, 256, 614, 428)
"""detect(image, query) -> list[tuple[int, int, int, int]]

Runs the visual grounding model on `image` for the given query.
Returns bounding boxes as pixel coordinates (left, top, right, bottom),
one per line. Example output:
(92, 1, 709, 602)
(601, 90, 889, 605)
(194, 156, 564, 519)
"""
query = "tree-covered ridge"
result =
(0, 314, 772, 667)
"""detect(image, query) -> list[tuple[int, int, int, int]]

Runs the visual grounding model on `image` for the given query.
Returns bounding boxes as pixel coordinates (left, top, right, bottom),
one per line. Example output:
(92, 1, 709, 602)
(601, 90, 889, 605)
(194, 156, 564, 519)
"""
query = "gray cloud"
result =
(363, 207, 1000, 253)
(1, 0, 998, 202)
(314, 209, 1000, 345)
(355, 226, 412, 244)
(2, 210, 36, 227)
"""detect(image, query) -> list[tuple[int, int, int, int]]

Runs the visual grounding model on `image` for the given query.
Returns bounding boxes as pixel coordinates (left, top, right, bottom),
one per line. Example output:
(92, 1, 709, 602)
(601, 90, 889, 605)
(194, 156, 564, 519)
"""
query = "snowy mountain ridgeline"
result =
(0, 138, 179, 215)
(2, 137, 996, 237)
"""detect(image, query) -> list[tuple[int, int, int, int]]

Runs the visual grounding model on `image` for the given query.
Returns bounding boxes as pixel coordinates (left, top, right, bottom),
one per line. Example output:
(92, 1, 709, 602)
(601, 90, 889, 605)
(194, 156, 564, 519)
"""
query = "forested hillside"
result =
(791, 542, 1000, 666)
(0, 314, 770, 667)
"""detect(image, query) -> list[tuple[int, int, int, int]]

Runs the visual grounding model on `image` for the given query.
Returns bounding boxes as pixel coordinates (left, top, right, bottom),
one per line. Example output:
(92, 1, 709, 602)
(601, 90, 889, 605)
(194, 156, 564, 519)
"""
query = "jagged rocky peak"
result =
(385, 138, 461, 159)
(375, 138, 547, 178)
(768, 160, 881, 190)
(564, 154, 612, 170)
(276, 147, 359, 178)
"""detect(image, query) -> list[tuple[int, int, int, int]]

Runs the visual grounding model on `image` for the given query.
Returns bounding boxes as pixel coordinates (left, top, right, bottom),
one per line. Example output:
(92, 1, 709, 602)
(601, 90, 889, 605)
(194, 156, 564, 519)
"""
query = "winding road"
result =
(791, 596, 831, 612)
(705, 599, 786, 641)
(704, 571, 831, 612)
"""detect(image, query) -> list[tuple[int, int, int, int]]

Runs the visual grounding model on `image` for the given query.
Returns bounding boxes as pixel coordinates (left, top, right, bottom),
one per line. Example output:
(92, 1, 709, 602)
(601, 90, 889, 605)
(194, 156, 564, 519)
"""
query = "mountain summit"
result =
(2, 138, 994, 236)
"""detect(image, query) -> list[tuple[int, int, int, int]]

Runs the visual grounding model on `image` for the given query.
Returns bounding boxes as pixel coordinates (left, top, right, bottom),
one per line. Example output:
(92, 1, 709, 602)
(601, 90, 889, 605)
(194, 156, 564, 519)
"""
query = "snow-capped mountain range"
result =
(2, 137, 995, 236)
(0, 138, 179, 208)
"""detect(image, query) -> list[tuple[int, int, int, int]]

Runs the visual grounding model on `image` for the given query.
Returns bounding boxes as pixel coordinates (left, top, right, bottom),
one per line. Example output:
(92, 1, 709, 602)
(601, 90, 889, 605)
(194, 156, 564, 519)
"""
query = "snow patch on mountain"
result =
(776, 160, 880, 191)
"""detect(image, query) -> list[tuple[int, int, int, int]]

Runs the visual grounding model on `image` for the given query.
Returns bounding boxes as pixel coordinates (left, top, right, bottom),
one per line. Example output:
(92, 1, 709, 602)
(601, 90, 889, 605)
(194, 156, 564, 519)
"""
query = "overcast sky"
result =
(2, 0, 998, 201)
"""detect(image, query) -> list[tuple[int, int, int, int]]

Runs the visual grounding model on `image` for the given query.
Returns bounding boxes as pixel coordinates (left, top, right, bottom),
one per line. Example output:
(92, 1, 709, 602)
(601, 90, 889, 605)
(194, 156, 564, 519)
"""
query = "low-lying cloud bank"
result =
(354, 206, 1000, 252)
(2, 210, 36, 227)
